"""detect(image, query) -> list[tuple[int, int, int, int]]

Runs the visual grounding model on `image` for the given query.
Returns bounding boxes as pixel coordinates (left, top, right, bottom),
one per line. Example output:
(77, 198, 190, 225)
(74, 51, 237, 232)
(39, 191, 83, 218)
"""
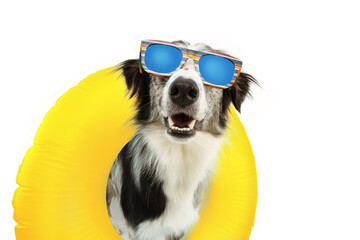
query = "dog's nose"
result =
(169, 77, 199, 107)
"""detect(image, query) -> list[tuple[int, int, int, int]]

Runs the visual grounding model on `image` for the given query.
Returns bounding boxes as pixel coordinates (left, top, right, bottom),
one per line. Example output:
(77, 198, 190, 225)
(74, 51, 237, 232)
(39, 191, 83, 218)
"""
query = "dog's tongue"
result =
(171, 114, 194, 128)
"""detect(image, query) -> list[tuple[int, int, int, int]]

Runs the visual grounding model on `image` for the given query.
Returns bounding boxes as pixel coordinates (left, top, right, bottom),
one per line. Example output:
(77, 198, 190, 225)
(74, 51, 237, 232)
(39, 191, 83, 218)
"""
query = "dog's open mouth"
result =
(165, 113, 197, 138)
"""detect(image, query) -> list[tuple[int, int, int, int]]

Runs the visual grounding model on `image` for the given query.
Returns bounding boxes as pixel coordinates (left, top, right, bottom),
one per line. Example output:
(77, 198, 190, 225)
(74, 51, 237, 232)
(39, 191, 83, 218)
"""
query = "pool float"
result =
(12, 66, 257, 240)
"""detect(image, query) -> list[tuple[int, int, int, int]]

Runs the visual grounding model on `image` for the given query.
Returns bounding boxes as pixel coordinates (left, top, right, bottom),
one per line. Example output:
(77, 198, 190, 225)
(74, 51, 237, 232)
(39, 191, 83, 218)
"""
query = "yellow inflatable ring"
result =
(12, 66, 257, 240)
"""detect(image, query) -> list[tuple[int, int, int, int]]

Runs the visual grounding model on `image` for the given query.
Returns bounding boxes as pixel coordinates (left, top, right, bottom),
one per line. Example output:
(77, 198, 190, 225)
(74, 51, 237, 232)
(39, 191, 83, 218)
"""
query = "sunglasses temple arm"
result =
(138, 52, 143, 74)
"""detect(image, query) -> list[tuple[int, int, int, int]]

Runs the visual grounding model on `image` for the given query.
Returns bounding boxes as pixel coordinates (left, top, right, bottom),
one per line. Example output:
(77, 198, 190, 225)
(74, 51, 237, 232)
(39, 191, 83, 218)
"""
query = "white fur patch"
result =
(136, 124, 223, 239)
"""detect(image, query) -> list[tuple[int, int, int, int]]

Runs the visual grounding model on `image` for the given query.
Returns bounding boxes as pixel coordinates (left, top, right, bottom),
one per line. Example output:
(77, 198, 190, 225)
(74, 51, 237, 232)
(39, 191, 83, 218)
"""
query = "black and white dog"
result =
(106, 40, 257, 240)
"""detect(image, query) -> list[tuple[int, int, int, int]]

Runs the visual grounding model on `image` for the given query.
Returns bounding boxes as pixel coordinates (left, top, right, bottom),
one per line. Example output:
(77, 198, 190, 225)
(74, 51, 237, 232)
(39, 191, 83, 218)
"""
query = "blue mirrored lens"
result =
(144, 44, 183, 74)
(198, 55, 235, 87)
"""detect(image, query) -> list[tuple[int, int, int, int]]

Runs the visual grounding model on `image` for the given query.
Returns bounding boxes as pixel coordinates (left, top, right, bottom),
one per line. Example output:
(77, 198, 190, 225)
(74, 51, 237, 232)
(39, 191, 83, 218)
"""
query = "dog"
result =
(106, 40, 257, 240)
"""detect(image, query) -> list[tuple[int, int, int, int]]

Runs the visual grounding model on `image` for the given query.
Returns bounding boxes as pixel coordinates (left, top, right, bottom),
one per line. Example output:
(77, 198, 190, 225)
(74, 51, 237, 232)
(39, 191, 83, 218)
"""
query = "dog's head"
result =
(118, 40, 257, 143)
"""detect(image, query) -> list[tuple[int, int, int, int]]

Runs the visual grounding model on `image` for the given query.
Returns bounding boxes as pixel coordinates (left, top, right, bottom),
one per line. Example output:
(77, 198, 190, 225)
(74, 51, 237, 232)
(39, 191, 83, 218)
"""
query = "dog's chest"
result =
(129, 129, 224, 239)
(146, 134, 221, 231)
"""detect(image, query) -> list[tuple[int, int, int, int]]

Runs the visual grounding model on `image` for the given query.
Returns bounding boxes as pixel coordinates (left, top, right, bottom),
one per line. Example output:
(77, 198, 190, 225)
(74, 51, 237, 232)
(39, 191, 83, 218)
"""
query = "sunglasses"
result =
(139, 40, 243, 89)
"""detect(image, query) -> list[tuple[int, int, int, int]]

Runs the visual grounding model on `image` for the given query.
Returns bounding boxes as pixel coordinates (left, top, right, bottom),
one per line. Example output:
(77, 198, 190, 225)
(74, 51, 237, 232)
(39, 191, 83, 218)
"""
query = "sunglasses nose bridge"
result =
(181, 57, 196, 71)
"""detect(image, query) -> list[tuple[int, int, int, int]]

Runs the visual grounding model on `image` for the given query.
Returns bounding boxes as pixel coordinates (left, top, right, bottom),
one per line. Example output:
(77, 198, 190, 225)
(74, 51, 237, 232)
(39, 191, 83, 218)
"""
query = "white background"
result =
(1, 0, 359, 239)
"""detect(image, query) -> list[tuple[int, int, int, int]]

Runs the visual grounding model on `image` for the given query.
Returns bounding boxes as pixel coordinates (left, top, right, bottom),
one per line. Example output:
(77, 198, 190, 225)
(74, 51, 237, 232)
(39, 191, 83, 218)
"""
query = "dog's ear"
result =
(228, 72, 258, 112)
(117, 59, 150, 99)
(117, 59, 151, 122)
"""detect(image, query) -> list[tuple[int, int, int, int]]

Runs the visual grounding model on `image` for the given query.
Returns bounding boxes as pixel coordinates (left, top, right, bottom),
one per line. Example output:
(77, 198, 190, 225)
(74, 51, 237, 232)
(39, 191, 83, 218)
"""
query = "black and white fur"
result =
(106, 41, 257, 240)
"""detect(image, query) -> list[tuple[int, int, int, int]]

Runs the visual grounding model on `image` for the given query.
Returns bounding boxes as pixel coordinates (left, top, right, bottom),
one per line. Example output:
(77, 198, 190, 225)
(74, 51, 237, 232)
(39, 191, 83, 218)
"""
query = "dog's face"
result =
(119, 41, 256, 143)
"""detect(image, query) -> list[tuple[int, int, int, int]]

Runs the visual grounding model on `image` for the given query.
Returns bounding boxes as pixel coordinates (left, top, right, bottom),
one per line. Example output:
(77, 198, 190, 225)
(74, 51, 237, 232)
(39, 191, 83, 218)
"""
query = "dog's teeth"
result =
(168, 117, 175, 127)
(189, 120, 196, 129)
(169, 117, 194, 132)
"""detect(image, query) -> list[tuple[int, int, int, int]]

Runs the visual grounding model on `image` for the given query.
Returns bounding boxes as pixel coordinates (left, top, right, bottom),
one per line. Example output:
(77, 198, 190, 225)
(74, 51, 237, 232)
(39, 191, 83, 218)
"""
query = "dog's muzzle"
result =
(164, 77, 202, 139)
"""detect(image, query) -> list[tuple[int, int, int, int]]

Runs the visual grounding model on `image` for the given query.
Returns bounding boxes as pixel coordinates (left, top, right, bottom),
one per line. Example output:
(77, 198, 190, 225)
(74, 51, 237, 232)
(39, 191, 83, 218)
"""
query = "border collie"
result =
(106, 40, 257, 240)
